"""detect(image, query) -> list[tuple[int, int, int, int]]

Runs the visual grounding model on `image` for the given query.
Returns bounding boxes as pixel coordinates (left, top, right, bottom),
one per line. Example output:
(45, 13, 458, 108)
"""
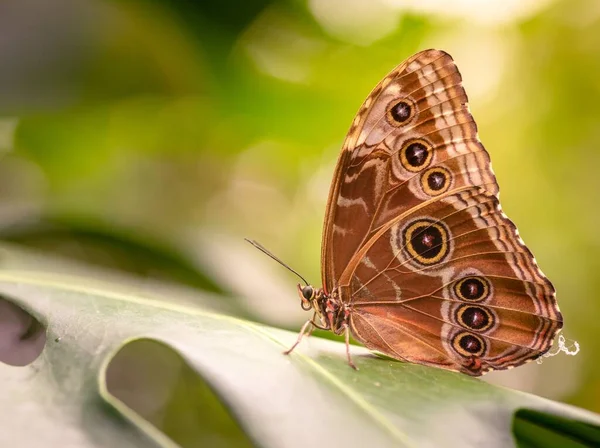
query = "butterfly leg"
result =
(344, 324, 358, 370)
(283, 319, 314, 355)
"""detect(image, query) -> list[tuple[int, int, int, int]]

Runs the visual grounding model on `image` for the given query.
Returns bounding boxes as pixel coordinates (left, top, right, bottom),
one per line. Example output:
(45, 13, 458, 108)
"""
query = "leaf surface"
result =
(0, 252, 598, 448)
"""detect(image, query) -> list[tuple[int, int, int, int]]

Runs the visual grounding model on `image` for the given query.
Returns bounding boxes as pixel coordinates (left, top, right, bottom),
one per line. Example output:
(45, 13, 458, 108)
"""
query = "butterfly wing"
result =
(322, 49, 491, 292)
(321, 49, 562, 375)
(348, 187, 562, 375)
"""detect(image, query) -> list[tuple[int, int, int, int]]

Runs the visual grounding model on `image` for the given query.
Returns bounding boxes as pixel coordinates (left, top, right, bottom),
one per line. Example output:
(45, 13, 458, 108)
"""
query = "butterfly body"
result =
(286, 49, 563, 376)
(288, 284, 356, 367)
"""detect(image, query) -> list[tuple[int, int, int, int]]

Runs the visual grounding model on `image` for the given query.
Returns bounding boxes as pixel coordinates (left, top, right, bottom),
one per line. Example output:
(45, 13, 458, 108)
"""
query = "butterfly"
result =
(249, 49, 563, 376)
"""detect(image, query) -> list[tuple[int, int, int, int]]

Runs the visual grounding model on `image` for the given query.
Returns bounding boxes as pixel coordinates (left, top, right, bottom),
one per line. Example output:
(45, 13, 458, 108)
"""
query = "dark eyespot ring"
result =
(421, 166, 452, 196)
(402, 218, 451, 266)
(454, 276, 491, 302)
(387, 99, 415, 126)
(452, 332, 486, 357)
(455, 305, 494, 332)
(400, 139, 432, 172)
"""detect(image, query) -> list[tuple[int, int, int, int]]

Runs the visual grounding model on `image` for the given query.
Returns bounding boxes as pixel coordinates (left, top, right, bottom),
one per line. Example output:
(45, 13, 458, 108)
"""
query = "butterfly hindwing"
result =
(321, 49, 562, 375)
(347, 187, 561, 375)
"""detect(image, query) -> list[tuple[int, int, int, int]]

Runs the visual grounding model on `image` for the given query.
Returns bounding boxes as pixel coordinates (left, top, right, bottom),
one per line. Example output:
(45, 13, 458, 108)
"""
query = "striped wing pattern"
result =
(321, 50, 562, 375)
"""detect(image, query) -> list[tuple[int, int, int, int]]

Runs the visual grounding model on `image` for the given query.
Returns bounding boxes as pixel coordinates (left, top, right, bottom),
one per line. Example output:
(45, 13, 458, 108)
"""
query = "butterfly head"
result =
(297, 284, 316, 310)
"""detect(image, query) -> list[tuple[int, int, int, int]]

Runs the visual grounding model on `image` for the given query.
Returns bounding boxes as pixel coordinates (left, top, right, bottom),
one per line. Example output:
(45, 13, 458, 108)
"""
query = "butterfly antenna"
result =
(244, 238, 310, 286)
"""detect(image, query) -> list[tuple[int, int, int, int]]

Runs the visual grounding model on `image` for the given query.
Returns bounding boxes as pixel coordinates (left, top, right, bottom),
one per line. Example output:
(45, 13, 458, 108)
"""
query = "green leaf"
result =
(1, 253, 599, 447)
(513, 409, 600, 448)
(0, 218, 225, 294)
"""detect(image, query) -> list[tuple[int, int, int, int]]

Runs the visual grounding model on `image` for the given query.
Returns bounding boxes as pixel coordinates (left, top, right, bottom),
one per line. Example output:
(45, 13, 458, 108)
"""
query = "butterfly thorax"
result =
(297, 284, 349, 334)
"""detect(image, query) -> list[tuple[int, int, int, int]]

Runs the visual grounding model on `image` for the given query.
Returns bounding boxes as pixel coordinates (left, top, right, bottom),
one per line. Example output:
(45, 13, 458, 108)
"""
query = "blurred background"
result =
(0, 0, 598, 413)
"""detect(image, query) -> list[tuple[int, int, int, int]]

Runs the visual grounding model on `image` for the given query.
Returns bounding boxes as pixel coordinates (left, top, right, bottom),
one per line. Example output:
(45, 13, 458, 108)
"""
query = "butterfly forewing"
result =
(322, 50, 493, 290)
(321, 49, 562, 375)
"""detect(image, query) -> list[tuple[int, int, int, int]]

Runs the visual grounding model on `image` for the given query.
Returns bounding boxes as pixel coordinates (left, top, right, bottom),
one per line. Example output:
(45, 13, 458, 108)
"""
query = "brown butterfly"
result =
(249, 49, 563, 376)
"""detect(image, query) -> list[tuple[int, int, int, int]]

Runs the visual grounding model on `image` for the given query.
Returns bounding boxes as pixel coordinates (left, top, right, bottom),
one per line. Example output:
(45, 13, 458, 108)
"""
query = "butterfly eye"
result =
(387, 99, 415, 126)
(301, 286, 315, 300)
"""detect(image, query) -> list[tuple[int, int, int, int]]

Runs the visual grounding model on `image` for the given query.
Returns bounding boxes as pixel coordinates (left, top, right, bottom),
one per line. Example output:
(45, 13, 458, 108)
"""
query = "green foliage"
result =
(1, 249, 599, 447)
(1, 0, 600, 446)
